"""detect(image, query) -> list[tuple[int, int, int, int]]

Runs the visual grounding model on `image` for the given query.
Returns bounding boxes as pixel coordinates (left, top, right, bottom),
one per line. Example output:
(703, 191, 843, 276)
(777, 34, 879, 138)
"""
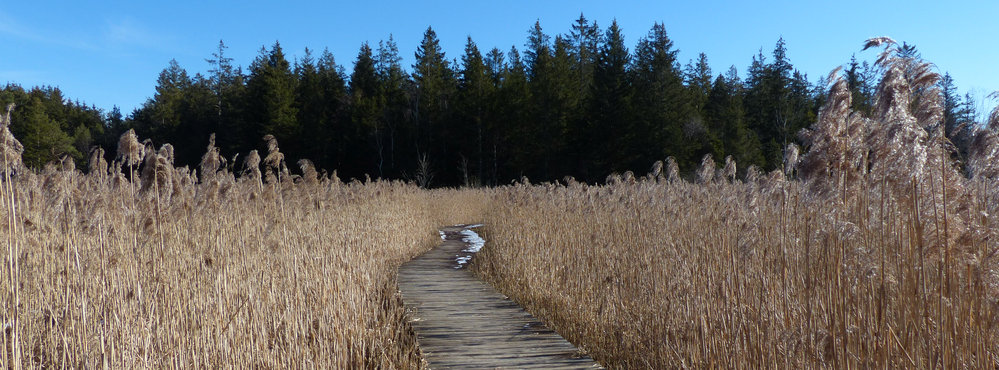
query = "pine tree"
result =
(683, 52, 717, 168)
(457, 36, 493, 185)
(685, 53, 713, 111)
(569, 13, 599, 94)
(940, 73, 975, 165)
(295, 47, 327, 166)
(845, 55, 873, 114)
(176, 74, 217, 165)
(146, 59, 190, 141)
(631, 23, 689, 170)
(12, 97, 77, 167)
(376, 35, 411, 178)
(744, 38, 813, 170)
(704, 68, 764, 169)
(317, 48, 348, 170)
(245, 42, 299, 159)
(412, 27, 456, 184)
(521, 21, 575, 180)
(495, 46, 530, 182)
(204, 43, 248, 157)
(349, 43, 383, 177)
(483, 47, 509, 184)
(584, 19, 631, 180)
(206, 40, 235, 124)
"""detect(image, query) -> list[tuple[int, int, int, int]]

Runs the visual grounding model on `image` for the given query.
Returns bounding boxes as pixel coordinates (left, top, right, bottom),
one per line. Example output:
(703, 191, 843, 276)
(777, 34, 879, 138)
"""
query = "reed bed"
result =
(472, 39, 999, 368)
(473, 175, 998, 367)
(0, 127, 486, 368)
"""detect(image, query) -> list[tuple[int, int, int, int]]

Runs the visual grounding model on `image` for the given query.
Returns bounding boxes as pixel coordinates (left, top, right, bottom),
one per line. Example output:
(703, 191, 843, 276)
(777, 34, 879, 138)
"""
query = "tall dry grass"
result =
(471, 39, 999, 368)
(0, 129, 486, 368)
(474, 176, 999, 367)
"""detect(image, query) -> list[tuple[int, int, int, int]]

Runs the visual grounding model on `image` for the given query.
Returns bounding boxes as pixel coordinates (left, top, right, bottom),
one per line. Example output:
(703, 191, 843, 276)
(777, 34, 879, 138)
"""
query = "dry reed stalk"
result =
(262, 135, 288, 183)
(0, 103, 23, 175)
(243, 150, 262, 185)
(695, 154, 715, 184)
(199, 133, 223, 183)
(5, 150, 487, 367)
(468, 37, 999, 367)
(1, 103, 22, 369)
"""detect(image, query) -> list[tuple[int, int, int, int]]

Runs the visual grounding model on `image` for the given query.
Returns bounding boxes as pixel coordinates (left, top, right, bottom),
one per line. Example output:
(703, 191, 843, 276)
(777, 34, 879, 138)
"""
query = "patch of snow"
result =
(454, 255, 472, 268)
(438, 230, 446, 241)
(465, 223, 484, 229)
(453, 228, 486, 267)
(459, 229, 485, 253)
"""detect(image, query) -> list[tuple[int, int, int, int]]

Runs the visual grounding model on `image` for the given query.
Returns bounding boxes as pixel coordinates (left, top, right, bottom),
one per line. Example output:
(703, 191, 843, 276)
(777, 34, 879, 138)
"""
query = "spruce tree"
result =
(705, 68, 764, 169)
(13, 97, 77, 167)
(584, 20, 631, 180)
(457, 36, 493, 185)
(376, 35, 411, 178)
(412, 27, 456, 184)
(245, 42, 299, 159)
(631, 23, 689, 170)
(349, 43, 383, 177)
(495, 46, 530, 182)
(295, 47, 328, 166)
(317, 48, 347, 170)
(148, 59, 190, 142)
(744, 38, 813, 170)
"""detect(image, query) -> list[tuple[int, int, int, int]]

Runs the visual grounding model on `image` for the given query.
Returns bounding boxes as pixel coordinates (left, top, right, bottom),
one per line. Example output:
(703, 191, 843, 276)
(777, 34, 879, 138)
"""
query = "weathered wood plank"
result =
(398, 225, 600, 369)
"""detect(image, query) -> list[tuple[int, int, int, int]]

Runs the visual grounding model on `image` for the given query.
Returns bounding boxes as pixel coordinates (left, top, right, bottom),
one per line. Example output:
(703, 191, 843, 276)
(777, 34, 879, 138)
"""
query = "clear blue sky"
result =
(2, 0, 997, 118)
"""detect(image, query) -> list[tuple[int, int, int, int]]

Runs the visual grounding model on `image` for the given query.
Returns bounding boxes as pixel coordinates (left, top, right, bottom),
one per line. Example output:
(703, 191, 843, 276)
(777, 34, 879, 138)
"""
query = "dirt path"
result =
(398, 225, 599, 369)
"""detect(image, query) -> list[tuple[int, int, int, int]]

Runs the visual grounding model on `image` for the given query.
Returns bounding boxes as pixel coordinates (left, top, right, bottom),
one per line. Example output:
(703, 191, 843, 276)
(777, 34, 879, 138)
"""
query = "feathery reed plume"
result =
(649, 160, 664, 182)
(139, 143, 175, 204)
(262, 134, 287, 182)
(158, 143, 175, 164)
(622, 171, 636, 184)
(665, 157, 680, 183)
(110, 162, 128, 189)
(783, 143, 799, 178)
(60, 155, 75, 173)
(968, 103, 999, 179)
(862, 36, 896, 51)
(989, 92, 999, 131)
(116, 129, 142, 168)
(722, 155, 737, 182)
(605, 173, 621, 186)
(799, 66, 867, 197)
(864, 36, 961, 197)
(297, 159, 319, 185)
(695, 154, 715, 184)
(968, 129, 999, 179)
(155, 155, 174, 204)
(745, 164, 762, 184)
(243, 149, 262, 183)
(199, 133, 223, 183)
(0, 103, 23, 173)
(264, 134, 279, 153)
(88, 147, 107, 176)
(139, 144, 158, 193)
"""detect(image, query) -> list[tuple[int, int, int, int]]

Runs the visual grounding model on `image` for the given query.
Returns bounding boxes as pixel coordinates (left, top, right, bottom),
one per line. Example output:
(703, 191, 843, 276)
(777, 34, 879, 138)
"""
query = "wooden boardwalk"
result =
(398, 225, 599, 369)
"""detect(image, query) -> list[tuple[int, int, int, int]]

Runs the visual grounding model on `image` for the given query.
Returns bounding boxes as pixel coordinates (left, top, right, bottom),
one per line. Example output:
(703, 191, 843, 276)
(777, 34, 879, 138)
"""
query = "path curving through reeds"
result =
(397, 224, 599, 369)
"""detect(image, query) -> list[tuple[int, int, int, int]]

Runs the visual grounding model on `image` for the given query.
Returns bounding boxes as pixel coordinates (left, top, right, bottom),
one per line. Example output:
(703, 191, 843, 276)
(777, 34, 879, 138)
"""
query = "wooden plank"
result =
(398, 225, 600, 369)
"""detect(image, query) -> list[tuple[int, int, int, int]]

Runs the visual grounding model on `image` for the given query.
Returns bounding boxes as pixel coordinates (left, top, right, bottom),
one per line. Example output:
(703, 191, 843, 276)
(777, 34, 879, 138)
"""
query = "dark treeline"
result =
(0, 15, 981, 186)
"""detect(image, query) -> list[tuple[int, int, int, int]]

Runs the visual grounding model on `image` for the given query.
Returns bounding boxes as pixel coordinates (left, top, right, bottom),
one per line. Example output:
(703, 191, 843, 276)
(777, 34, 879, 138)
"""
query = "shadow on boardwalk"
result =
(398, 225, 600, 369)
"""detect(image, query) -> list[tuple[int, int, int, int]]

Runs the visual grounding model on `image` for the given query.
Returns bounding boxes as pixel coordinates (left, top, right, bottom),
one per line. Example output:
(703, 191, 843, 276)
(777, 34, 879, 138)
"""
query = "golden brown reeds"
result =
(469, 37, 999, 368)
(1, 139, 487, 368)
